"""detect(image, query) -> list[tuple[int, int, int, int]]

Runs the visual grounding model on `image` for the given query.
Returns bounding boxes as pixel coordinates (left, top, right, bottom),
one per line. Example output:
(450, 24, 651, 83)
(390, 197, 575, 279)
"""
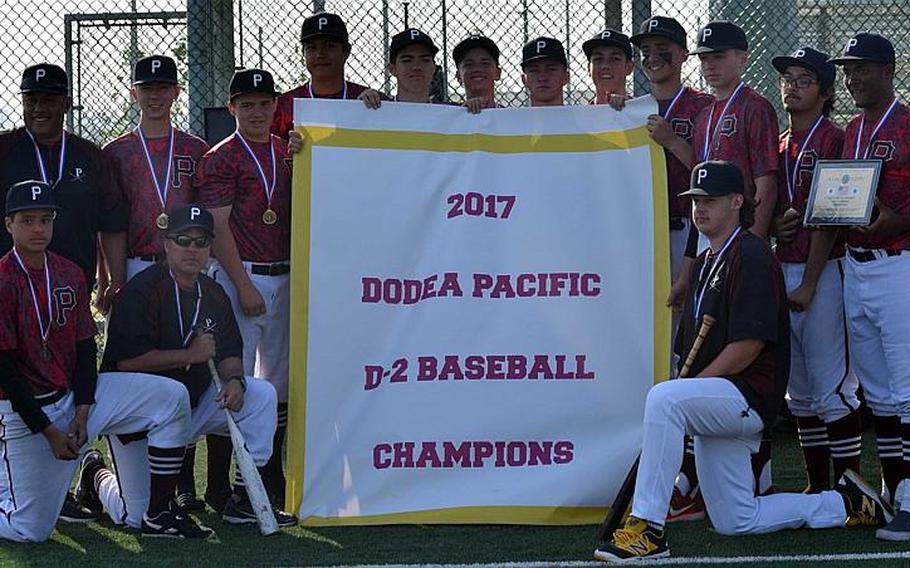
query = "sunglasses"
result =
(168, 234, 212, 248)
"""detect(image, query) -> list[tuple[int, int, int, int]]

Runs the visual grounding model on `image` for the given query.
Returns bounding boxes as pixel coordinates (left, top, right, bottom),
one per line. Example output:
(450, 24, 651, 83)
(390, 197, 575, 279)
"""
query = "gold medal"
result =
(262, 208, 278, 225)
(156, 212, 169, 230)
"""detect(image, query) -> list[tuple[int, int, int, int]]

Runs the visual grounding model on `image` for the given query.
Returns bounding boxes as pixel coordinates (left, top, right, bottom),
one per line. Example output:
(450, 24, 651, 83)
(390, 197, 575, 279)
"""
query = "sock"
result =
(796, 415, 830, 491)
(677, 436, 697, 494)
(205, 434, 233, 509)
(263, 403, 288, 505)
(147, 446, 186, 517)
(873, 415, 902, 505)
(901, 421, 910, 511)
(827, 410, 863, 483)
(176, 442, 197, 495)
(751, 433, 773, 496)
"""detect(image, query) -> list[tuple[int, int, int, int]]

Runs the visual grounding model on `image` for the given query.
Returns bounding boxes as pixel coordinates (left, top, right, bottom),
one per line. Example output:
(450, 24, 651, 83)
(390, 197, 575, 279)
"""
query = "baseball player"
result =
(831, 32, 910, 541)
(770, 47, 862, 494)
(0, 64, 126, 305)
(0, 180, 203, 541)
(521, 37, 569, 107)
(593, 161, 892, 562)
(271, 11, 372, 139)
(583, 30, 633, 106)
(360, 28, 440, 107)
(196, 69, 292, 507)
(453, 34, 503, 112)
(101, 54, 216, 511)
(75, 204, 294, 530)
(673, 21, 781, 513)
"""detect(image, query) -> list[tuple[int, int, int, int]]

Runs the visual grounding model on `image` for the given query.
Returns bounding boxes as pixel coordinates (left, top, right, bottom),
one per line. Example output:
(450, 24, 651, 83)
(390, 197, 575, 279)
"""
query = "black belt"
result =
(35, 389, 68, 406)
(847, 248, 903, 263)
(128, 254, 161, 263)
(250, 262, 290, 276)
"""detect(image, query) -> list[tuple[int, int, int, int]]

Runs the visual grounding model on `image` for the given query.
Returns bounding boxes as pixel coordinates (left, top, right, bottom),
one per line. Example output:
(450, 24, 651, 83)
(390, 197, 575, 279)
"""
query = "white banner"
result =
(288, 99, 670, 525)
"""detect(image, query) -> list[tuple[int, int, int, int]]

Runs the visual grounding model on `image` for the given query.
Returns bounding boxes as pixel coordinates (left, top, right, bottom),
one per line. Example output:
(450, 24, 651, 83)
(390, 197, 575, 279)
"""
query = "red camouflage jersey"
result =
(776, 117, 846, 263)
(841, 101, 910, 251)
(196, 133, 291, 262)
(271, 80, 372, 138)
(691, 84, 780, 198)
(103, 128, 210, 257)
(659, 87, 714, 219)
(0, 251, 96, 396)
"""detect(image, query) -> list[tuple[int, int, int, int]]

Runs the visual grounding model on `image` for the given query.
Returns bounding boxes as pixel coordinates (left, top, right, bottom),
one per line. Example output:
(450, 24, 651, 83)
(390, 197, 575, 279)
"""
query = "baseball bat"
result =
(596, 314, 716, 541)
(207, 360, 280, 536)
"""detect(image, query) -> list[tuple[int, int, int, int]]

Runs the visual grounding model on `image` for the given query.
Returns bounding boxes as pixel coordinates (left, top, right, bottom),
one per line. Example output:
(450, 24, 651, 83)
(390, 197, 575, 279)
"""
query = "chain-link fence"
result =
(1, 0, 908, 144)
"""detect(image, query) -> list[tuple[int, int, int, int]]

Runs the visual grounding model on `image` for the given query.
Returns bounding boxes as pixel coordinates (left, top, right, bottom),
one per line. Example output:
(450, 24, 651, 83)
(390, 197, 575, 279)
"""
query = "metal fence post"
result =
(187, 0, 235, 137)
(631, 0, 652, 96)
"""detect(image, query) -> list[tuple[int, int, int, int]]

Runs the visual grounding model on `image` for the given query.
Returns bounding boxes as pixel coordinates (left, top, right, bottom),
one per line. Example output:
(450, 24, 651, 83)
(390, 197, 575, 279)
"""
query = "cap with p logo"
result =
(771, 46, 835, 88)
(630, 16, 687, 50)
(133, 55, 179, 85)
(582, 29, 633, 60)
(679, 160, 745, 197)
(829, 33, 895, 65)
(389, 28, 439, 62)
(522, 36, 567, 66)
(689, 21, 748, 55)
(5, 180, 62, 215)
(20, 63, 69, 95)
(300, 11, 350, 47)
(229, 68, 281, 100)
(166, 204, 214, 236)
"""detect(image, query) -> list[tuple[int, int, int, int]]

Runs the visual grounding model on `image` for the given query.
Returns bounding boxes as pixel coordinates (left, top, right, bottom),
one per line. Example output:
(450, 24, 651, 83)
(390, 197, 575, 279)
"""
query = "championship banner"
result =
(288, 99, 670, 525)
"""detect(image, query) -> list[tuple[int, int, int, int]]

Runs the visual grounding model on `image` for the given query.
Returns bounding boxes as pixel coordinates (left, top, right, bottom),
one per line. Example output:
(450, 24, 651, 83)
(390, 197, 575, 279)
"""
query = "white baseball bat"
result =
(207, 360, 279, 536)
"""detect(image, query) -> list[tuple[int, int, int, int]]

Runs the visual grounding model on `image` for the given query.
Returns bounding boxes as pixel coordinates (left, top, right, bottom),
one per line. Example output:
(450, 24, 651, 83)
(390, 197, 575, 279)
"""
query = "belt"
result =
(847, 248, 904, 263)
(34, 389, 68, 406)
(249, 262, 290, 276)
(128, 254, 161, 263)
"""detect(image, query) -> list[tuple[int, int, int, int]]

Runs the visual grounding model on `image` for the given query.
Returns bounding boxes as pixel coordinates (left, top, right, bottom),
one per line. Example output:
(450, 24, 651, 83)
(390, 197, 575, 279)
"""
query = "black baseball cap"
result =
(679, 161, 745, 197)
(229, 69, 280, 100)
(390, 28, 438, 62)
(582, 29, 633, 60)
(522, 37, 567, 67)
(772, 47, 835, 89)
(630, 16, 687, 50)
(5, 180, 61, 216)
(690, 21, 748, 55)
(20, 64, 68, 95)
(300, 12, 350, 47)
(829, 33, 895, 65)
(133, 55, 179, 85)
(453, 34, 500, 65)
(166, 204, 214, 237)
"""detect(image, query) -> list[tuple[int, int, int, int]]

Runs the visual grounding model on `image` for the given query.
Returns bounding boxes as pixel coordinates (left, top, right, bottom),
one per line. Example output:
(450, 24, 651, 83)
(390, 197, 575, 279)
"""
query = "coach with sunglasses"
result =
(91, 204, 295, 532)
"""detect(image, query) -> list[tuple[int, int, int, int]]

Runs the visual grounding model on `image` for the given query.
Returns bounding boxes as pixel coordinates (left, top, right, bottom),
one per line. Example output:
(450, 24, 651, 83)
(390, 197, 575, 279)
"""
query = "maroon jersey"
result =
(104, 128, 210, 257)
(271, 80, 372, 138)
(659, 87, 714, 219)
(776, 118, 845, 262)
(0, 251, 96, 396)
(691, 84, 780, 198)
(841, 101, 910, 251)
(196, 133, 291, 262)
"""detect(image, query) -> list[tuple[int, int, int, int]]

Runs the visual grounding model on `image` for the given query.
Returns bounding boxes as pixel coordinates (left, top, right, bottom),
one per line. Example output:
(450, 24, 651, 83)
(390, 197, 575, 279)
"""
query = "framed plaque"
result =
(804, 159, 881, 227)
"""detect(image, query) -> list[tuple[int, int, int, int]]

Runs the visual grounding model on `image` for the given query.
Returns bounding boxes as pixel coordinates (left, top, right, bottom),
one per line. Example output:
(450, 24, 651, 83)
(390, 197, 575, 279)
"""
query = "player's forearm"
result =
(695, 339, 764, 377)
(751, 175, 777, 239)
(216, 356, 244, 383)
(99, 231, 127, 289)
(801, 228, 839, 289)
(665, 135, 694, 167)
(73, 338, 98, 406)
(117, 348, 195, 373)
(210, 208, 254, 290)
(0, 350, 52, 433)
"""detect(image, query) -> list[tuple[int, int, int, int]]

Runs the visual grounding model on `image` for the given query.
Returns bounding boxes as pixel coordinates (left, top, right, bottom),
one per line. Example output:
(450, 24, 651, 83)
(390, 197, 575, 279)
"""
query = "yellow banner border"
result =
(287, 123, 671, 524)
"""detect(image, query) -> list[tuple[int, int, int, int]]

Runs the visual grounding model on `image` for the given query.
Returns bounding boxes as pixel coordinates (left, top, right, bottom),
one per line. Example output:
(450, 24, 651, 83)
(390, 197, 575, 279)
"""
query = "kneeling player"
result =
(594, 162, 892, 562)
(75, 205, 296, 530)
(0, 181, 195, 542)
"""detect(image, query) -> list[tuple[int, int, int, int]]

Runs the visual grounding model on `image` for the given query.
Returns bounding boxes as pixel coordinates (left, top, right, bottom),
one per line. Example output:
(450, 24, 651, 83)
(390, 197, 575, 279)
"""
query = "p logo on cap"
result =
(190, 206, 201, 220)
(253, 73, 262, 87)
(31, 185, 44, 201)
(537, 40, 547, 53)
(151, 59, 161, 73)
(702, 27, 713, 41)
(35, 68, 46, 82)
(647, 19, 659, 32)
(846, 38, 858, 51)
(318, 16, 328, 30)
(410, 29, 420, 40)
(794, 49, 805, 58)
(696, 168, 709, 185)
(601, 30, 612, 39)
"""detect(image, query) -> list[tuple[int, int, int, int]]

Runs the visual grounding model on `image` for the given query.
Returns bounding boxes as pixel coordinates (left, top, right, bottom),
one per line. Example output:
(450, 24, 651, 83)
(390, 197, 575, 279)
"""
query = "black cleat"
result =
(141, 503, 215, 539)
(75, 449, 105, 514)
(175, 491, 206, 512)
(222, 493, 297, 528)
(877, 510, 910, 541)
(59, 491, 101, 523)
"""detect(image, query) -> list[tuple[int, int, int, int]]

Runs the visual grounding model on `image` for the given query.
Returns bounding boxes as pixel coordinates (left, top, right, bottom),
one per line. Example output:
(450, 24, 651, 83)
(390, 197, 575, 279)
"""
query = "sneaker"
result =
(59, 491, 100, 523)
(222, 493, 297, 528)
(837, 469, 893, 528)
(667, 485, 705, 522)
(594, 516, 669, 562)
(175, 491, 206, 512)
(75, 449, 105, 514)
(876, 510, 910, 541)
(141, 504, 215, 539)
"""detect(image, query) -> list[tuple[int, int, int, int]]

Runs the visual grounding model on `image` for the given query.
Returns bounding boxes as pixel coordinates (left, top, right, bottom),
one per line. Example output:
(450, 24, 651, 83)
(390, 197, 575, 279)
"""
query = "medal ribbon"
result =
(307, 80, 349, 100)
(169, 269, 202, 347)
(136, 126, 175, 211)
(235, 131, 277, 209)
(784, 114, 825, 204)
(702, 81, 745, 161)
(854, 97, 899, 159)
(661, 85, 685, 120)
(693, 226, 741, 320)
(25, 129, 67, 186)
(12, 249, 52, 345)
